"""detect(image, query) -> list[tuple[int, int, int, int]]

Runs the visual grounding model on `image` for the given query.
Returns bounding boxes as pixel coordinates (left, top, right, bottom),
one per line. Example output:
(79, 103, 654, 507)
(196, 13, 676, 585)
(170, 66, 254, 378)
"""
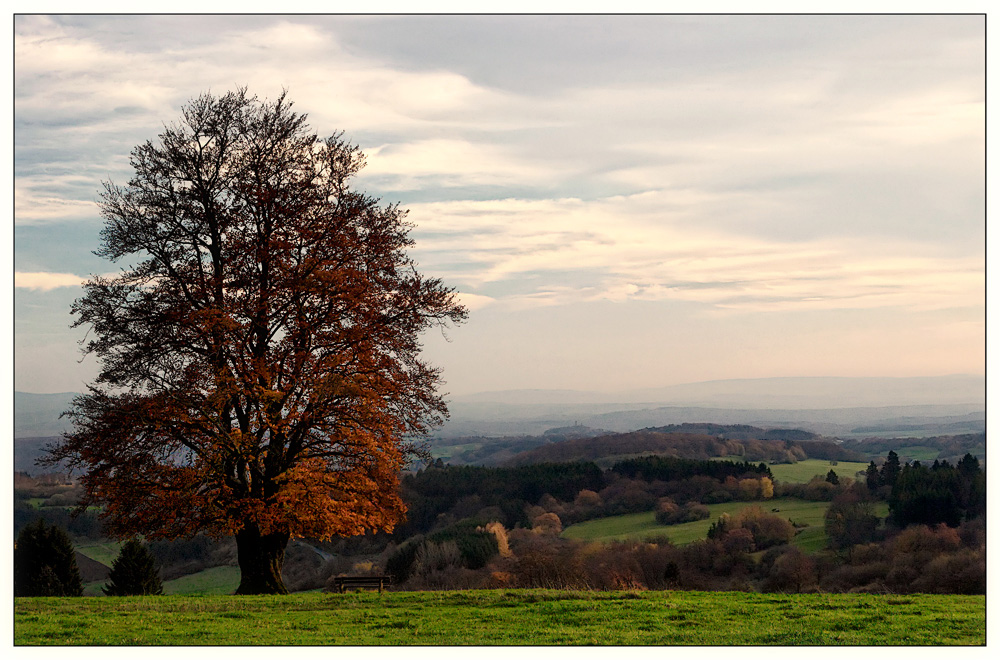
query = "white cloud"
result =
(15, 272, 86, 291)
(408, 193, 984, 315)
(361, 139, 559, 190)
(454, 292, 496, 311)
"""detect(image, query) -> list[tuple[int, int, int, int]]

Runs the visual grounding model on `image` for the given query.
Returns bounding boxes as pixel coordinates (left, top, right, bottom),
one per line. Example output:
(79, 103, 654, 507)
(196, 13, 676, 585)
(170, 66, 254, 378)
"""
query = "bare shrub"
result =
(508, 530, 586, 589)
(581, 541, 641, 590)
(819, 560, 889, 593)
(885, 553, 922, 592)
(721, 527, 755, 554)
(633, 542, 682, 590)
(892, 524, 961, 557)
(760, 546, 817, 593)
(405, 565, 486, 591)
(413, 540, 462, 576)
(910, 549, 985, 594)
(848, 543, 885, 566)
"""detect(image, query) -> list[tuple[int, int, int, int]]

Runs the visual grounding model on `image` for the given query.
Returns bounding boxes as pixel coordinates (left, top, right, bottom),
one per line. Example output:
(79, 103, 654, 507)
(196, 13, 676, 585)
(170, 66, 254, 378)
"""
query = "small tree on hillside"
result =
(14, 519, 83, 597)
(103, 538, 164, 596)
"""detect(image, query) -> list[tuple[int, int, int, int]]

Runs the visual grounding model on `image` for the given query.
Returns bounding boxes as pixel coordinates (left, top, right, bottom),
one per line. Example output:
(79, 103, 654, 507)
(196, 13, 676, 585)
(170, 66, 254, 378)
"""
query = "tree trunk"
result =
(234, 525, 290, 595)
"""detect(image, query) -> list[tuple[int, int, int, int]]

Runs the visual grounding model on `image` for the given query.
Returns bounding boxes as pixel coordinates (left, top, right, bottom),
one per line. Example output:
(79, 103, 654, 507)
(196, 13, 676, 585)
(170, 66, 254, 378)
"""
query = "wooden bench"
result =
(331, 575, 392, 593)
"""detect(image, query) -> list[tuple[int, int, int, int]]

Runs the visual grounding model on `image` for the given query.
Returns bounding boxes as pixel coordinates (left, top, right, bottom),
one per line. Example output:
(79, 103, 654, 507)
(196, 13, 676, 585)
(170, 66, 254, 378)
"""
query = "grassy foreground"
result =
(15, 589, 984, 645)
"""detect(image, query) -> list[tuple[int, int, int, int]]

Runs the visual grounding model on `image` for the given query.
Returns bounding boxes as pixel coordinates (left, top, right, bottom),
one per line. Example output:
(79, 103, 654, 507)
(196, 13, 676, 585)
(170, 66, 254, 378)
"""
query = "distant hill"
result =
(441, 402, 984, 439)
(14, 391, 77, 438)
(504, 427, 865, 467)
(453, 375, 984, 408)
(15, 436, 64, 474)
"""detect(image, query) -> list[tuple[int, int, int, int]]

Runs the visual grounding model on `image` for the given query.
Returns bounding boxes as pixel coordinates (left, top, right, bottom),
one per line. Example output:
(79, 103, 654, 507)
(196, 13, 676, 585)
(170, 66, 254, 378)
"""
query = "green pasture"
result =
(82, 564, 240, 597)
(162, 566, 242, 595)
(768, 459, 870, 483)
(76, 541, 123, 567)
(894, 446, 940, 462)
(77, 542, 240, 596)
(710, 457, 871, 484)
(561, 497, 889, 549)
(14, 590, 984, 645)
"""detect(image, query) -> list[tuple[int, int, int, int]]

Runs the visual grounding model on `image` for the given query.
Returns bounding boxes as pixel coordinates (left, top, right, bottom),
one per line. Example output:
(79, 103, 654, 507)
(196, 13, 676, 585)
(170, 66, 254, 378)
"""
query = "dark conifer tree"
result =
(14, 519, 83, 597)
(865, 461, 880, 491)
(880, 450, 901, 488)
(103, 538, 164, 596)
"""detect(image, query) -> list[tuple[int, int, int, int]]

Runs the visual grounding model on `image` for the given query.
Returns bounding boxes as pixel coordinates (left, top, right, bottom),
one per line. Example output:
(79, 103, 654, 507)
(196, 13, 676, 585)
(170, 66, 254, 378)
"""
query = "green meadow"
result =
(561, 497, 889, 549)
(14, 590, 984, 645)
(709, 457, 872, 484)
(766, 459, 871, 483)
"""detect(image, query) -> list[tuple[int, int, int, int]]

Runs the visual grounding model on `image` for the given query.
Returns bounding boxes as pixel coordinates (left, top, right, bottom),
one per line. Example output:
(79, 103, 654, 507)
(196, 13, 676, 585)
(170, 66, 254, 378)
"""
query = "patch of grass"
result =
(162, 566, 241, 595)
(743, 459, 871, 484)
(710, 457, 877, 484)
(76, 541, 122, 567)
(13, 590, 985, 645)
(894, 446, 940, 462)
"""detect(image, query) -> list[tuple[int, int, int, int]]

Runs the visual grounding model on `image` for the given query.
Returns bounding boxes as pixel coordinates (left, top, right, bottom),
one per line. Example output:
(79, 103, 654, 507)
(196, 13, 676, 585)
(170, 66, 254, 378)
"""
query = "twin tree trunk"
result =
(234, 524, 290, 595)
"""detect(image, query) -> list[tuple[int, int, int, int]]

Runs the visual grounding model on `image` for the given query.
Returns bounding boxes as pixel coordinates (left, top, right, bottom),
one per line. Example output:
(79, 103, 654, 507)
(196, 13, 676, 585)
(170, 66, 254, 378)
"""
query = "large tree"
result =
(45, 89, 467, 594)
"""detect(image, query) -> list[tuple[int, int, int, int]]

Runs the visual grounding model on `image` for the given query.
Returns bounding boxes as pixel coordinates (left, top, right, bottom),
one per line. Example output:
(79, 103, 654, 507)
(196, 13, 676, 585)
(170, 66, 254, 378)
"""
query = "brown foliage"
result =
(760, 547, 817, 593)
(506, 529, 587, 589)
(732, 506, 796, 550)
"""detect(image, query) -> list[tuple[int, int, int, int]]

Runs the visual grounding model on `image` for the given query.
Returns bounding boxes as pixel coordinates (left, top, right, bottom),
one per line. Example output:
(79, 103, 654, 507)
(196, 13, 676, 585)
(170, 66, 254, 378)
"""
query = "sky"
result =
(11, 14, 986, 396)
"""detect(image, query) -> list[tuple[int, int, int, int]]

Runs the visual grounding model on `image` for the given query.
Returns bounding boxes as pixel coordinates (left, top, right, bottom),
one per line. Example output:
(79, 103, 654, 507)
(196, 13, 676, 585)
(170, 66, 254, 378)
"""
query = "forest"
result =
(15, 428, 986, 597)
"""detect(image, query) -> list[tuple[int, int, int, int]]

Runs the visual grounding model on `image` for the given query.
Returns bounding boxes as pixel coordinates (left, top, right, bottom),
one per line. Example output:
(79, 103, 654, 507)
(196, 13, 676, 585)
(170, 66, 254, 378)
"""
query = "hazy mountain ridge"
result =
(14, 391, 77, 438)
(442, 404, 984, 439)
(452, 375, 984, 408)
(442, 376, 984, 438)
(15, 376, 985, 441)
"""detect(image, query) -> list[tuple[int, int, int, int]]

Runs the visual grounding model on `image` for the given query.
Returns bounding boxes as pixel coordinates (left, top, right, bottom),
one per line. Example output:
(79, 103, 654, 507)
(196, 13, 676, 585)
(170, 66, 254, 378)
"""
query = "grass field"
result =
(81, 563, 241, 597)
(767, 459, 871, 483)
(710, 457, 871, 484)
(162, 566, 242, 595)
(894, 446, 940, 462)
(561, 497, 890, 549)
(76, 541, 123, 566)
(13, 590, 984, 645)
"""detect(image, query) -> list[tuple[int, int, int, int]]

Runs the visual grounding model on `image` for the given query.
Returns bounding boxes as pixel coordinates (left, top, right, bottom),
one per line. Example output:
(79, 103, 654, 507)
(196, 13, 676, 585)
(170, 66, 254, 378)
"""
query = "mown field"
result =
(767, 458, 871, 483)
(561, 497, 889, 551)
(14, 590, 984, 645)
(710, 457, 872, 484)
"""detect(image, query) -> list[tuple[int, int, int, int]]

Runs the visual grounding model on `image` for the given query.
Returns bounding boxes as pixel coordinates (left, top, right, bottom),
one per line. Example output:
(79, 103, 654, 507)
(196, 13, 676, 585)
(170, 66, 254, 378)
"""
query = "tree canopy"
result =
(46, 88, 466, 594)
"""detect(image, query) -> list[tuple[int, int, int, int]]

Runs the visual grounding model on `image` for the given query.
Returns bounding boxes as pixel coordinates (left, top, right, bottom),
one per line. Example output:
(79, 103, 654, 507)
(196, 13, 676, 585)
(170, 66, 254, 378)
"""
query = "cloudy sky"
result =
(13, 14, 985, 396)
